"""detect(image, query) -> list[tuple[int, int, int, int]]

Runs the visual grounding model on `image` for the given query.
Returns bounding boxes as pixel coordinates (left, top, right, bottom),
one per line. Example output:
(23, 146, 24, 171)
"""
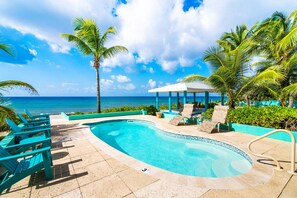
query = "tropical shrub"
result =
(203, 106, 297, 131)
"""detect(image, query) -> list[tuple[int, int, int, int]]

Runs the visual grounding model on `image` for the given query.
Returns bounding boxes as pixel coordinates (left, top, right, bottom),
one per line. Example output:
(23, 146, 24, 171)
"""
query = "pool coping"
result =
(79, 115, 274, 190)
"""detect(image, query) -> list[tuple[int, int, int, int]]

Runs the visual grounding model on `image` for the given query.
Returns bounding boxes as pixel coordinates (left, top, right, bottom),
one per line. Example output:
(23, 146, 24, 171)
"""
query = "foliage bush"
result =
(203, 106, 297, 131)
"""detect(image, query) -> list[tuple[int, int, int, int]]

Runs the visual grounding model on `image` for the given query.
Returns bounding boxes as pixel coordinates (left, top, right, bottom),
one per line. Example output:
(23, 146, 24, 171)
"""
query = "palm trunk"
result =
(288, 96, 294, 108)
(95, 64, 101, 113)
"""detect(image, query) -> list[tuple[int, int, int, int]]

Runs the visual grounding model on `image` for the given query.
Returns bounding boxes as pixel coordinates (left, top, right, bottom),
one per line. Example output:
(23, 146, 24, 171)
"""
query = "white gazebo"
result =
(148, 82, 223, 112)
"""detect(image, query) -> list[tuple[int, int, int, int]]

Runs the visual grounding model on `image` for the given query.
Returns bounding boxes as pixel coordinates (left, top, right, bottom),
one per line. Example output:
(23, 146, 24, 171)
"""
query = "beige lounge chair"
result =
(169, 104, 194, 126)
(198, 105, 229, 133)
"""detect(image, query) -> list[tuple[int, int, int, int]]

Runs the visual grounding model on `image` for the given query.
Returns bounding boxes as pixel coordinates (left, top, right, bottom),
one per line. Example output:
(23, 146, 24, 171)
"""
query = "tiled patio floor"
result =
(1, 115, 296, 198)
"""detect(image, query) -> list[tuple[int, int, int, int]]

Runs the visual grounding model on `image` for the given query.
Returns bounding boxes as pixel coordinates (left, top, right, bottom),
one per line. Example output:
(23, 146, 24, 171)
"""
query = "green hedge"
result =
(203, 106, 297, 131)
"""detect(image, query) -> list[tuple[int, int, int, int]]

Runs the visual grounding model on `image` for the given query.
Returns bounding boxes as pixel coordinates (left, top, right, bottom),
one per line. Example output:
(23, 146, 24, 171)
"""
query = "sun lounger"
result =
(25, 110, 50, 120)
(0, 138, 52, 192)
(17, 113, 50, 126)
(198, 105, 229, 133)
(169, 104, 194, 126)
(5, 119, 51, 144)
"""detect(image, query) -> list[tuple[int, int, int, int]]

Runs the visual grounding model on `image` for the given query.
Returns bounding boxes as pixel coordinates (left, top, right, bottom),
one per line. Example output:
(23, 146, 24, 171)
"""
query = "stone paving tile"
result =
(64, 139, 92, 148)
(67, 145, 97, 158)
(134, 180, 209, 198)
(201, 171, 291, 198)
(54, 188, 82, 198)
(74, 161, 114, 186)
(71, 151, 105, 170)
(1, 187, 32, 198)
(80, 174, 131, 198)
(30, 170, 80, 198)
(106, 158, 130, 173)
(279, 175, 297, 198)
(117, 168, 159, 192)
(123, 193, 137, 198)
(51, 148, 70, 161)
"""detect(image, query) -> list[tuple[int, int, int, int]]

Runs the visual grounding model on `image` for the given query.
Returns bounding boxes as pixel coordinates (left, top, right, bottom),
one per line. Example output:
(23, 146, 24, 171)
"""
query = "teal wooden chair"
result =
(17, 113, 50, 126)
(0, 138, 53, 193)
(5, 119, 51, 144)
(25, 110, 50, 120)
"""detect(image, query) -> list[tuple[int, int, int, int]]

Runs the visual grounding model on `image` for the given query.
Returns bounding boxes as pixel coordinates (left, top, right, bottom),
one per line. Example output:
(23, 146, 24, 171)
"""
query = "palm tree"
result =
(61, 18, 128, 113)
(183, 42, 282, 108)
(0, 80, 38, 116)
(253, 11, 297, 107)
(0, 43, 38, 129)
(217, 25, 253, 52)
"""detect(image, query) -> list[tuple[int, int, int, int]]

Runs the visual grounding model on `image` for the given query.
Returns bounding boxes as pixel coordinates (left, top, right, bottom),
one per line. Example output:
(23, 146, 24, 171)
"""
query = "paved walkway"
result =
(1, 115, 297, 198)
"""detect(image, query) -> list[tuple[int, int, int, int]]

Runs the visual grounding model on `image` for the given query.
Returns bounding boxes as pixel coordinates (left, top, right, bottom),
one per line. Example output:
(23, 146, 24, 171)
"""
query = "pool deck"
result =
(1, 114, 297, 198)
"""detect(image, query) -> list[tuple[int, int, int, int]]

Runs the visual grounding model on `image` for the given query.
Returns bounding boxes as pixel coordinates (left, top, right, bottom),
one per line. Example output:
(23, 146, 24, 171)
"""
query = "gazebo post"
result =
(221, 93, 224, 106)
(205, 91, 209, 111)
(193, 92, 196, 103)
(183, 91, 187, 105)
(168, 91, 172, 112)
(156, 92, 159, 110)
(176, 92, 179, 110)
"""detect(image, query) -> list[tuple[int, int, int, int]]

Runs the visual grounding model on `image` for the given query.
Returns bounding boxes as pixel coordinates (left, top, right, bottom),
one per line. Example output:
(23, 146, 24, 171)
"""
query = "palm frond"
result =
(277, 26, 297, 52)
(282, 83, 297, 96)
(0, 43, 14, 56)
(203, 47, 226, 71)
(60, 33, 93, 55)
(182, 74, 207, 82)
(102, 45, 128, 59)
(0, 80, 38, 95)
(100, 26, 117, 48)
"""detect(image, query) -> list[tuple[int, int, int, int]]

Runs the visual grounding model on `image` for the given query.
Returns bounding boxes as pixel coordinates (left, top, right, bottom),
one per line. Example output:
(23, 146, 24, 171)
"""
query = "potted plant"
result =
(156, 111, 163, 118)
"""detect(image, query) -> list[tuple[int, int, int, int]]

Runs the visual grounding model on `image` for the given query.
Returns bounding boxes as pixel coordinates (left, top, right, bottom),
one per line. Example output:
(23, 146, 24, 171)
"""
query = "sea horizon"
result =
(6, 96, 224, 114)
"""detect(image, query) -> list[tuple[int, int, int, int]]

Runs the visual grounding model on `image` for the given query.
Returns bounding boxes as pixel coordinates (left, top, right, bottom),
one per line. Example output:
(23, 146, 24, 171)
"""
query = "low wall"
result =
(230, 123, 297, 142)
(61, 110, 147, 121)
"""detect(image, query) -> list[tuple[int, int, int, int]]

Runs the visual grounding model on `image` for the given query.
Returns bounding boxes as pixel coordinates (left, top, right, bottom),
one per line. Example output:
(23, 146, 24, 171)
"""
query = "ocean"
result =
(5, 96, 223, 114)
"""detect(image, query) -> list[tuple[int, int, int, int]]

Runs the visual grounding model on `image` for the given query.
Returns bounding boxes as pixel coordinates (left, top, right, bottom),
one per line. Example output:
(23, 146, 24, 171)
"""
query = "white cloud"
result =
(118, 83, 136, 91)
(148, 79, 156, 89)
(0, 0, 295, 72)
(110, 74, 131, 83)
(176, 78, 183, 82)
(100, 79, 114, 86)
(0, 0, 117, 54)
(115, 0, 296, 73)
(102, 67, 112, 73)
(29, 48, 37, 56)
(142, 65, 155, 73)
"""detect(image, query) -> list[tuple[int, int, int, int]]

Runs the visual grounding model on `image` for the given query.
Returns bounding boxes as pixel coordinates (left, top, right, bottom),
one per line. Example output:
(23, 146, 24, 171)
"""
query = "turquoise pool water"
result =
(89, 120, 252, 178)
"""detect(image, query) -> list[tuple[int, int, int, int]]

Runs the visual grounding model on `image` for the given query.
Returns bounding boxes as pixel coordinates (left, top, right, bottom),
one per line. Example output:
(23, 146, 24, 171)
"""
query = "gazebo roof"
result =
(148, 82, 216, 93)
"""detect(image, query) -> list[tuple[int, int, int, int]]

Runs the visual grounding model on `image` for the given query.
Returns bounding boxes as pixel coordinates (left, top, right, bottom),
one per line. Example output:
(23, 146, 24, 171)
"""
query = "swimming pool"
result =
(89, 119, 252, 178)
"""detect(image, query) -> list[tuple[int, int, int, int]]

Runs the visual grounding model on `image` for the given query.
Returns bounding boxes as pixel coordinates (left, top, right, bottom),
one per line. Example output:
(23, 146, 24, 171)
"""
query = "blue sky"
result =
(0, 0, 295, 96)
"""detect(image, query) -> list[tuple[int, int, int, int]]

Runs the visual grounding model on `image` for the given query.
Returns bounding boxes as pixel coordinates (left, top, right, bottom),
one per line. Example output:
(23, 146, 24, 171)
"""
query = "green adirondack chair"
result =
(25, 109, 50, 120)
(17, 113, 50, 126)
(5, 119, 51, 144)
(0, 138, 53, 193)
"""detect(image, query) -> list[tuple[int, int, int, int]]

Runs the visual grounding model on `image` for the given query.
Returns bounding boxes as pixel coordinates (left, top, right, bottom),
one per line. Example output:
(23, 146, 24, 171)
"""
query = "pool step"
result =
(212, 159, 233, 178)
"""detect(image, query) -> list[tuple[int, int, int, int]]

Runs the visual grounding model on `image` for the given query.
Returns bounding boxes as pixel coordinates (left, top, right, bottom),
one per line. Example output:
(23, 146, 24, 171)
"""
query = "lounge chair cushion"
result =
(169, 116, 183, 126)
(199, 121, 218, 133)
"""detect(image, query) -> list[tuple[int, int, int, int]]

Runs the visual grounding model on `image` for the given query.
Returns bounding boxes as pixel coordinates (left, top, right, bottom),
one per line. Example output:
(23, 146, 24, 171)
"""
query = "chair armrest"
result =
(0, 147, 51, 162)
(27, 120, 49, 124)
(21, 125, 50, 131)
(4, 138, 51, 150)
(15, 128, 50, 136)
